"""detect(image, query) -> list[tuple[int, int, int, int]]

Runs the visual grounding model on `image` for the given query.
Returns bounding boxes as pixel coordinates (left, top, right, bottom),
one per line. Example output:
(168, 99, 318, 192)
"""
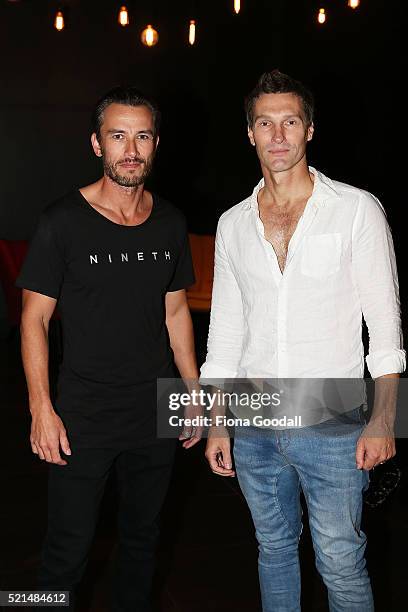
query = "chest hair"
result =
(260, 203, 306, 273)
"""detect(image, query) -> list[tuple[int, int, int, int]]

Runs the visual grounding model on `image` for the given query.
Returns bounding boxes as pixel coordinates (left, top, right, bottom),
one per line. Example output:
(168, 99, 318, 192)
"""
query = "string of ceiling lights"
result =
(318, 0, 360, 24)
(51, 1, 362, 45)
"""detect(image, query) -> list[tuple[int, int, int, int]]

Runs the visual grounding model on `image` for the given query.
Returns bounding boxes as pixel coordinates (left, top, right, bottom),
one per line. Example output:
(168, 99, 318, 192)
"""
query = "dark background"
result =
(0, 0, 405, 237)
(1, 3, 408, 609)
(0, 0, 406, 333)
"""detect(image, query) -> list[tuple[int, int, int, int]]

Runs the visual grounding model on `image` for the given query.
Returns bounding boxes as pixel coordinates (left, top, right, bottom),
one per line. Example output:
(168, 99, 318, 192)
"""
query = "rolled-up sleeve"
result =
(199, 217, 244, 383)
(351, 192, 406, 378)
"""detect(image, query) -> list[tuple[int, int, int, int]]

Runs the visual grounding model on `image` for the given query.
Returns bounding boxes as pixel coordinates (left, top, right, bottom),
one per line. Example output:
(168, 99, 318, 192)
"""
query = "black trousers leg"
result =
(37, 448, 118, 610)
(111, 440, 176, 612)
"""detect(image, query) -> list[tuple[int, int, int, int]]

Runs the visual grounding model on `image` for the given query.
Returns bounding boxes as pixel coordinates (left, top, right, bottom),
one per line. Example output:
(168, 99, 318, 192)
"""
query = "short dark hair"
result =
(245, 69, 314, 128)
(92, 86, 161, 141)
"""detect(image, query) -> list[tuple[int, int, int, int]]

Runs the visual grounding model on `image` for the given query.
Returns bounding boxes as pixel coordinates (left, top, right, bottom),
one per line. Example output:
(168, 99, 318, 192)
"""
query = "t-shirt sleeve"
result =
(166, 224, 195, 292)
(16, 212, 65, 299)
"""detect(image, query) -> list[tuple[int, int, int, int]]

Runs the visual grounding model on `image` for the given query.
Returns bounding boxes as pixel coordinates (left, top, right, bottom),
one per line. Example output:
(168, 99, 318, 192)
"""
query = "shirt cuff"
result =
(199, 361, 238, 386)
(366, 348, 406, 379)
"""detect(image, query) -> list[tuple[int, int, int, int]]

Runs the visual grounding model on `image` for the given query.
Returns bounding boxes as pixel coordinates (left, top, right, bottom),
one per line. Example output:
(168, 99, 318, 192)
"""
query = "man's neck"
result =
(98, 175, 148, 213)
(82, 176, 152, 225)
(260, 161, 314, 211)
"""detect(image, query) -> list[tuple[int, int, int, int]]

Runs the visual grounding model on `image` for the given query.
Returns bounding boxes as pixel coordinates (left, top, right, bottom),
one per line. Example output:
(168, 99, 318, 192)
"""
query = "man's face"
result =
(91, 103, 158, 188)
(248, 92, 314, 174)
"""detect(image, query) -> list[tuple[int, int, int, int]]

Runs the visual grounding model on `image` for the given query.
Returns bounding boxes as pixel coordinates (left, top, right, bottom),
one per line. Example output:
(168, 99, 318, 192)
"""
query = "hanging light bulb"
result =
(118, 6, 129, 26)
(348, 0, 360, 8)
(54, 10, 64, 31)
(189, 20, 196, 45)
(141, 24, 159, 47)
(234, 0, 241, 14)
(317, 8, 326, 24)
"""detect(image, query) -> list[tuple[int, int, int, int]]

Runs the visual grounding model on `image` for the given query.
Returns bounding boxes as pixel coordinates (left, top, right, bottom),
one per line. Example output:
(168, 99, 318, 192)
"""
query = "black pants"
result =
(37, 440, 176, 612)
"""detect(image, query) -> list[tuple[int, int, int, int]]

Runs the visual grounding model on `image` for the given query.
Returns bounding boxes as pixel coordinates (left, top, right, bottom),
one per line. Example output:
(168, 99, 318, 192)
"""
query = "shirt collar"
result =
(243, 166, 340, 211)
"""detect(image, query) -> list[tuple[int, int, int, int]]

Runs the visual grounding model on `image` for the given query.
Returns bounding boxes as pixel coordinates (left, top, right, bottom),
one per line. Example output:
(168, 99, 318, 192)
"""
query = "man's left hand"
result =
(356, 423, 396, 470)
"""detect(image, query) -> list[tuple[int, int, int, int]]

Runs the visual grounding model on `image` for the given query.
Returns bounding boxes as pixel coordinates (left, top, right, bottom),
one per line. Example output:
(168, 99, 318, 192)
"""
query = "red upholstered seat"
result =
(0, 239, 62, 325)
(186, 234, 215, 312)
(0, 240, 29, 326)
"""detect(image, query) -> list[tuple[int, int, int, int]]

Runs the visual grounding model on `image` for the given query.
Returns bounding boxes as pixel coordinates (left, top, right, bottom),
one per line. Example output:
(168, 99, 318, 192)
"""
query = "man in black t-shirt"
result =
(17, 87, 200, 611)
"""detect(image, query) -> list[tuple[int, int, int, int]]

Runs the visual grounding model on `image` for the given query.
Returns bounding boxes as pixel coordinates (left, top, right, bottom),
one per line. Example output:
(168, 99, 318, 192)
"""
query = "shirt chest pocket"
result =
(301, 233, 342, 279)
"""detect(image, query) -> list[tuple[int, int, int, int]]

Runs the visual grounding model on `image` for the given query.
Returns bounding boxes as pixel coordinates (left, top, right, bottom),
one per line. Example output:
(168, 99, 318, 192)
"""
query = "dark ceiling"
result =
(0, 0, 404, 237)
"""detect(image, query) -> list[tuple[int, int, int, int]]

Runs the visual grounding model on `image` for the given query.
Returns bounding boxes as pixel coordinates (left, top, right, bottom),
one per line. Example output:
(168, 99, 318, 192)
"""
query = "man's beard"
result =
(102, 153, 154, 188)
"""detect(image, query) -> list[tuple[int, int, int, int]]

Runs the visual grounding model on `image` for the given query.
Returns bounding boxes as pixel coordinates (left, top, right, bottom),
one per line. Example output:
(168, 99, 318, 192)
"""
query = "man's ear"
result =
(307, 122, 314, 142)
(155, 134, 160, 149)
(248, 126, 256, 147)
(91, 133, 103, 157)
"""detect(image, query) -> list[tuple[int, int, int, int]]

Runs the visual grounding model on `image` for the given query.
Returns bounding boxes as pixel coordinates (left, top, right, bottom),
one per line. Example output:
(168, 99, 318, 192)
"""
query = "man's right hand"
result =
(205, 427, 235, 477)
(30, 407, 71, 465)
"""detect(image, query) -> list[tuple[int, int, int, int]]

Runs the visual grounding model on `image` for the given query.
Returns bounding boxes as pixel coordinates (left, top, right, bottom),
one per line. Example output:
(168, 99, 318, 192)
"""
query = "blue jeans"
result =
(233, 407, 373, 612)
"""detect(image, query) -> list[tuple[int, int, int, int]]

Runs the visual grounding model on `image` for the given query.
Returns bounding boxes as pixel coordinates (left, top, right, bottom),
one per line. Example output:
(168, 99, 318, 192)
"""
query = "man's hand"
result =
(356, 421, 396, 470)
(356, 373, 399, 470)
(20, 290, 68, 464)
(30, 407, 71, 465)
(205, 427, 235, 477)
(179, 401, 204, 450)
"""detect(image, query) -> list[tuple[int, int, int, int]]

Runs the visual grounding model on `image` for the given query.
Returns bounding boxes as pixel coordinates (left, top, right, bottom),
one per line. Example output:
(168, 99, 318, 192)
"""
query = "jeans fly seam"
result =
(276, 430, 292, 455)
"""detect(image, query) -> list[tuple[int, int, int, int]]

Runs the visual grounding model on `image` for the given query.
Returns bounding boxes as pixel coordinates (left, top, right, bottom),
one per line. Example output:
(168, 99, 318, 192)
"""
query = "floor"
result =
(1, 315, 408, 611)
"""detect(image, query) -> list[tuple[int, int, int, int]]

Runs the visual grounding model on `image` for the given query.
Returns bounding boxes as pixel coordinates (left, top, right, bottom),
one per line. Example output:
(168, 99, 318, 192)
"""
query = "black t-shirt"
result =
(16, 190, 195, 448)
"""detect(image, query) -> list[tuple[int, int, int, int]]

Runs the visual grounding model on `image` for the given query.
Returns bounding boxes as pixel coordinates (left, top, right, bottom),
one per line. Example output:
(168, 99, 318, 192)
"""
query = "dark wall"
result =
(0, 0, 215, 237)
(0, 0, 404, 240)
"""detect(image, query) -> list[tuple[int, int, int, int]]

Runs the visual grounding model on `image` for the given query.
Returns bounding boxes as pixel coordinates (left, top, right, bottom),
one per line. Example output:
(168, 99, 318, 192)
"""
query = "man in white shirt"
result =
(201, 70, 405, 611)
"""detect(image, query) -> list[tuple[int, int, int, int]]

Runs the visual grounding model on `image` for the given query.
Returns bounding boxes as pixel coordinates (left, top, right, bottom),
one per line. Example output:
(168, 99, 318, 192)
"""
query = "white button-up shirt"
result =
(200, 167, 405, 381)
